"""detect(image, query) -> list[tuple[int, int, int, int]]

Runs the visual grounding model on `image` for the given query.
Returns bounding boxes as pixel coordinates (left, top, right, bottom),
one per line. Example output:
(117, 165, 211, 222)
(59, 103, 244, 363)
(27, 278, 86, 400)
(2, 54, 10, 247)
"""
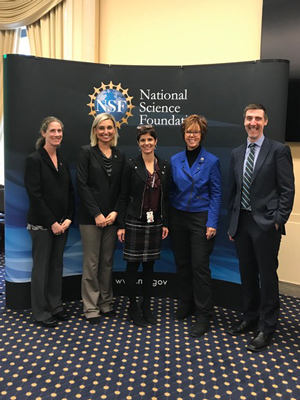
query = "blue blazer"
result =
(170, 147, 222, 229)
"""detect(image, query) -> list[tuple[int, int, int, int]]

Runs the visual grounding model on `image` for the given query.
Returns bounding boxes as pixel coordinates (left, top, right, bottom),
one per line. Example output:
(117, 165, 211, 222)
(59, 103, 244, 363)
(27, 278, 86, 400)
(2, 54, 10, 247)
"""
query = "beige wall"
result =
(279, 143, 300, 285)
(101, 0, 299, 285)
(99, 0, 262, 65)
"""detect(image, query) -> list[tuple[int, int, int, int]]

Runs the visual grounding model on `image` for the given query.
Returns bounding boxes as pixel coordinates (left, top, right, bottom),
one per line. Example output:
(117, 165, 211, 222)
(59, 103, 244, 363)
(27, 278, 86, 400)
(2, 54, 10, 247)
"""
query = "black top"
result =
(100, 151, 113, 177)
(186, 145, 201, 168)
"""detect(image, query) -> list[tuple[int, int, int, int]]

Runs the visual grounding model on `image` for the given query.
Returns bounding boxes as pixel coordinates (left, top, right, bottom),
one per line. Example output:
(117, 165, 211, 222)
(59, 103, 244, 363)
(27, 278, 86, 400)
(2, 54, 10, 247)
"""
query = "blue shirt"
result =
(243, 135, 265, 175)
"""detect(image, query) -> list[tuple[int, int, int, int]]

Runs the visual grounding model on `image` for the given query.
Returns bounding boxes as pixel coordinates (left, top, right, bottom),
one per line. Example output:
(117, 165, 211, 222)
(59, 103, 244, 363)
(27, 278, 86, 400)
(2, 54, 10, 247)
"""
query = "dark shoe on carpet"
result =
(141, 302, 157, 325)
(128, 305, 148, 327)
(247, 331, 272, 352)
(227, 320, 257, 336)
(190, 320, 210, 338)
(174, 304, 194, 320)
(40, 316, 58, 327)
(87, 316, 101, 324)
(53, 310, 69, 321)
(103, 310, 116, 318)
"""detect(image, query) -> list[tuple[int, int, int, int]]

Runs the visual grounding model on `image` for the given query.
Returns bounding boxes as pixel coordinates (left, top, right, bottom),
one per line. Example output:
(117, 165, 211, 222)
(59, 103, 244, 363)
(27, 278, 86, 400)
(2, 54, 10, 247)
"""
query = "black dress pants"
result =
(29, 229, 68, 321)
(170, 207, 215, 320)
(234, 211, 281, 333)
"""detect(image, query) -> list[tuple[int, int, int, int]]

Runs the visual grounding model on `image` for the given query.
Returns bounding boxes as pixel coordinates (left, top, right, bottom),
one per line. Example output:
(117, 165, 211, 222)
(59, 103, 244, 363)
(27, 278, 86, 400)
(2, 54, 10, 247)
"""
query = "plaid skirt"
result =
(123, 214, 163, 262)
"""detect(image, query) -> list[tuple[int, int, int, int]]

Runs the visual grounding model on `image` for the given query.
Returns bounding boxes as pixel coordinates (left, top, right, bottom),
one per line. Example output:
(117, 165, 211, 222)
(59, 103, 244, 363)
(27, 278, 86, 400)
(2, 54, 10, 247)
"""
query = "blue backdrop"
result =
(3, 56, 289, 291)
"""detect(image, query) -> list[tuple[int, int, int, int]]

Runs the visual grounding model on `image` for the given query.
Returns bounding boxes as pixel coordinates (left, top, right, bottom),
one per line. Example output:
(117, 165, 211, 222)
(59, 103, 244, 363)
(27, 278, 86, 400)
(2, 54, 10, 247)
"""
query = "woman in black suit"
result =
(77, 113, 125, 324)
(24, 116, 75, 327)
(117, 124, 169, 327)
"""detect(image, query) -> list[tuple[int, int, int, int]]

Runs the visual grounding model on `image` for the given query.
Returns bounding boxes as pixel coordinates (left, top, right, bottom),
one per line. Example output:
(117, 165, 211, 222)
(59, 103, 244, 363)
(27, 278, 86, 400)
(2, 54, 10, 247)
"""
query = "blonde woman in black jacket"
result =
(77, 113, 125, 324)
(117, 124, 169, 327)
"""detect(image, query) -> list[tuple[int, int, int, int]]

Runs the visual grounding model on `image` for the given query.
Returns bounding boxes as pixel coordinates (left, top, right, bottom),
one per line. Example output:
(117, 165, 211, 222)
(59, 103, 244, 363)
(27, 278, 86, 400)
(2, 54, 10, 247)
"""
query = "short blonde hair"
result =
(90, 113, 119, 147)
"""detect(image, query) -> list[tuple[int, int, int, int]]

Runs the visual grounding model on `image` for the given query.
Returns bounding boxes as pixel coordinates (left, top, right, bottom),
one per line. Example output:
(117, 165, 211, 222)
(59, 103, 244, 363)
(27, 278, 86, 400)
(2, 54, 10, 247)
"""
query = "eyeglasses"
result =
(185, 131, 201, 136)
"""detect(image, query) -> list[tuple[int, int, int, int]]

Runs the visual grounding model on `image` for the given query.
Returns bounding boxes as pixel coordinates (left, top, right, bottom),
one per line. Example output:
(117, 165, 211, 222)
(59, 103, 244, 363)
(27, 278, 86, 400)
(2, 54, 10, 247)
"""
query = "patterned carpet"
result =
(0, 252, 299, 400)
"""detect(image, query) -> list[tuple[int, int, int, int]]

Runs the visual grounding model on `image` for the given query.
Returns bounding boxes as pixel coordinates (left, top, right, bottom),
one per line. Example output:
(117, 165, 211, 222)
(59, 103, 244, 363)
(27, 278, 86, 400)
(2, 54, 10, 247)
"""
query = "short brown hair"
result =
(136, 124, 157, 142)
(181, 114, 208, 142)
(243, 103, 268, 120)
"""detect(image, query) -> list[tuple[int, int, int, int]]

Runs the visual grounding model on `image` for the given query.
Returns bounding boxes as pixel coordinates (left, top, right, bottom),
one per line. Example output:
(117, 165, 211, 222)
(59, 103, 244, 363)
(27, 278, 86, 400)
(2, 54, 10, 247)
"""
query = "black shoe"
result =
(247, 331, 273, 352)
(141, 302, 157, 325)
(103, 310, 116, 318)
(87, 316, 101, 324)
(174, 304, 194, 320)
(190, 320, 210, 338)
(128, 304, 148, 327)
(40, 316, 58, 327)
(227, 320, 258, 336)
(53, 310, 69, 321)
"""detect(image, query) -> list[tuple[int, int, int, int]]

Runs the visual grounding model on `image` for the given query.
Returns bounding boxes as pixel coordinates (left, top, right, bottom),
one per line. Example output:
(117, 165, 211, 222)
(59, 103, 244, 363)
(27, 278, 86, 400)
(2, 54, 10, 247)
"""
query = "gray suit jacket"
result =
(228, 136, 295, 237)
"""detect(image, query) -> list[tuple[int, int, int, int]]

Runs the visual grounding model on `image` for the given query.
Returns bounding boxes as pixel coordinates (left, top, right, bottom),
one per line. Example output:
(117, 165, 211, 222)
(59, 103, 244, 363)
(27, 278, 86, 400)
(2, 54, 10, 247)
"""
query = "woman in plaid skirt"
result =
(117, 125, 169, 327)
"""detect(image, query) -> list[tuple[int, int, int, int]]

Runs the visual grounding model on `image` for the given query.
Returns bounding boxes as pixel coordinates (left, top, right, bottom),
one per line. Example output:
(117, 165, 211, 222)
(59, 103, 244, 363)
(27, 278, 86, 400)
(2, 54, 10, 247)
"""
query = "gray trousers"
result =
(80, 224, 117, 318)
(29, 229, 68, 321)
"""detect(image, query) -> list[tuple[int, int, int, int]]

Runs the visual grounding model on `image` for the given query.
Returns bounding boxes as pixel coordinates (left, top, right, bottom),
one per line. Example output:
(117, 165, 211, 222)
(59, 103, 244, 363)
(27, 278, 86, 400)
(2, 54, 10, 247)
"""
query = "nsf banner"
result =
(88, 83, 188, 127)
(3, 56, 289, 303)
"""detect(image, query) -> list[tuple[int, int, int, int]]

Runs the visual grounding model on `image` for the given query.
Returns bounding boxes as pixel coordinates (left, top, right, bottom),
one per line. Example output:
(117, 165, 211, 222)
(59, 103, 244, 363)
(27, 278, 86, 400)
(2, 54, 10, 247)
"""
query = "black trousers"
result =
(170, 207, 215, 320)
(29, 229, 68, 321)
(234, 211, 281, 333)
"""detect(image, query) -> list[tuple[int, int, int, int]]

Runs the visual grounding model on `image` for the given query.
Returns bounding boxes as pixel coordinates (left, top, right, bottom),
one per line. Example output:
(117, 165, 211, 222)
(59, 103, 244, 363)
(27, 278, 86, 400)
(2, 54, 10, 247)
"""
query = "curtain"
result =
(27, 1, 64, 58)
(0, 29, 20, 115)
(0, 0, 63, 30)
(27, 0, 101, 62)
(63, 0, 101, 63)
(0, 28, 21, 122)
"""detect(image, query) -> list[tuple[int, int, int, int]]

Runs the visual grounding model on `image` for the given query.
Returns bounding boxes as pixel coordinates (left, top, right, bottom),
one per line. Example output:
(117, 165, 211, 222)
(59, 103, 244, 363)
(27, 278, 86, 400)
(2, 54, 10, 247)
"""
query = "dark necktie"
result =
(241, 143, 256, 210)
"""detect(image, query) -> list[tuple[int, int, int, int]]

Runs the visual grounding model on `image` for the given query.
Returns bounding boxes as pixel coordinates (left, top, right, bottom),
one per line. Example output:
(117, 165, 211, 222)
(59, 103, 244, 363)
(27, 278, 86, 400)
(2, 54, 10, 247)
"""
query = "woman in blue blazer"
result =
(170, 114, 221, 337)
(25, 116, 75, 327)
(77, 113, 125, 324)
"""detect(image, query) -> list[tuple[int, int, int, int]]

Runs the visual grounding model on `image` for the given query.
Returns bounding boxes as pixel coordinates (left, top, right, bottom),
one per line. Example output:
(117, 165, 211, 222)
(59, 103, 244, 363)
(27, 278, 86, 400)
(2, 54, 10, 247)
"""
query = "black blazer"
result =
(24, 147, 75, 228)
(228, 137, 295, 237)
(77, 145, 125, 225)
(118, 154, 170, 229)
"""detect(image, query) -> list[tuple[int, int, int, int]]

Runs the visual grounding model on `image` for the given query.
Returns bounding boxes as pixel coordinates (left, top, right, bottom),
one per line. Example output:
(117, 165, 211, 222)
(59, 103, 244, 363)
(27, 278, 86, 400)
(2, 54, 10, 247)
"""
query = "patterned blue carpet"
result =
(0, 252, 299, 400)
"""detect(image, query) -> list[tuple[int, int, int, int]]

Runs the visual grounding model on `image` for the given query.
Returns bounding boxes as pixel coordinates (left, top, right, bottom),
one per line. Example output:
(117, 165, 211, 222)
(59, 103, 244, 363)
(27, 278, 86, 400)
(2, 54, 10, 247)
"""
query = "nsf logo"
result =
(87, 81, 135, 128)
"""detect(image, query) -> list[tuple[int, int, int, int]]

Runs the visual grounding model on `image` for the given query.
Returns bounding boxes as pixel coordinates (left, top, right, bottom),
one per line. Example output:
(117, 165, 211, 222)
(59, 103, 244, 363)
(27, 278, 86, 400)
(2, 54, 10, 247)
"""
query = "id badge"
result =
(146, 211, 154, 223)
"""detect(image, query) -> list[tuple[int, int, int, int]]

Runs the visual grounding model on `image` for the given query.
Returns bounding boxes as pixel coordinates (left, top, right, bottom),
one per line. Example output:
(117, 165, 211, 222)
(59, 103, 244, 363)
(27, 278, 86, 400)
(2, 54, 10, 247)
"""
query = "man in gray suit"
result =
(227, 103, 295, 352)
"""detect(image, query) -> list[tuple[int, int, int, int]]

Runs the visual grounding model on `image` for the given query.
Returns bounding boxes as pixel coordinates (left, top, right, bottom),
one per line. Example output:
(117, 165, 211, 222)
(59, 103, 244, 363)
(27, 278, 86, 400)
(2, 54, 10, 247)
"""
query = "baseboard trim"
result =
(279, 281, 300, 298)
